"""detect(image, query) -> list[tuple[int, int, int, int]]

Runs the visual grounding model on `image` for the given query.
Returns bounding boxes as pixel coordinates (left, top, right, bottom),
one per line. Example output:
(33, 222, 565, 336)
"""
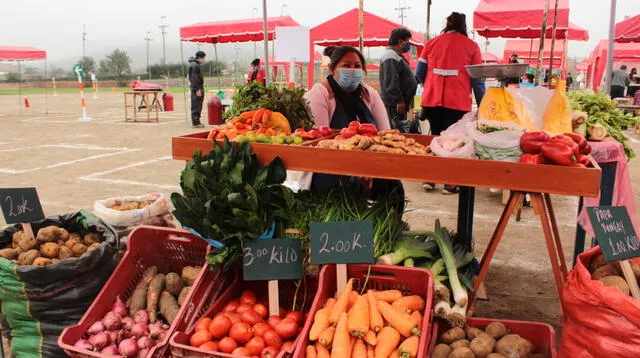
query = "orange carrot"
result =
(261, 110, 272, 125)
(306, 345, 317, 358)
(240, 110, 258, 120)
(374, 326, 401, 358)
(330, 313, 350, 358)
(409, 311, 422, 330)
(398, 336, 419, 358)
(352, 338, 367, 358)
(367, 291, 384, 333)
(348, 290, 359, 310)
(377, 301, 421, 337)
(329, 279, 353, 324)
(252, 108, 266, 124)
(325, 298, 336, 311)
(374, 290, 402, 303)
(310, 308, 330, 341)
(348, 294, 369, 337)
(391, 296, 425, 313)
(363, 330, 377, 346)
(318, 326, 336, 347)
(389, 349, 400, 358)
(315, 342, 330, 358)
(206, 129, 218, 140)
(367, 344, 374, 358)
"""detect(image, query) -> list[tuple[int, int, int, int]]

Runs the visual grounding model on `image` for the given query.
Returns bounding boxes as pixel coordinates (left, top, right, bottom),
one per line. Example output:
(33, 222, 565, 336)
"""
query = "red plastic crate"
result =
(427, 317, 557, 357)
(170, 272, 319, 358)
(58, 226, 228, 358)
(292, 264, 434, 358)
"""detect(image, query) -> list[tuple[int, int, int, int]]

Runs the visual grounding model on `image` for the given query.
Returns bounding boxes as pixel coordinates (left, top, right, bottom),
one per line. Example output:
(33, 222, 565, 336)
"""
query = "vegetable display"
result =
(568, 90, 639, 159)
(207, 108, 292, 141)
(519, 131, 593, 168)
(316, 127, 430, 155)
(186, 289, 304, 357)
(0, 226, 104, 266)
(108, 200, 155, 211)
(306, 279, 425, 358)
(588, 253, 640, 296)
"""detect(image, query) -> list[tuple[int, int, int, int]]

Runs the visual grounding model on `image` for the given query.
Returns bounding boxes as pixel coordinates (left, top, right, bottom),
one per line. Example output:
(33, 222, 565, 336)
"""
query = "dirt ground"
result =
(0, 91, 639, 354)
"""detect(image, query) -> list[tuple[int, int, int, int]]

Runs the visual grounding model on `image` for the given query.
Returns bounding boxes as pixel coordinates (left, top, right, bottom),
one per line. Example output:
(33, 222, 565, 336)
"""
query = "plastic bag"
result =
(560, 246, 640, 358)
(542, 80, 572, 134)
(93, 192, 171, 227)
(507, 86, 553, 130)
(283, 170, 313, 193)
(429, 113, 475, 158)
(477, 87, 537, 130)
(469, 119, 525, 162)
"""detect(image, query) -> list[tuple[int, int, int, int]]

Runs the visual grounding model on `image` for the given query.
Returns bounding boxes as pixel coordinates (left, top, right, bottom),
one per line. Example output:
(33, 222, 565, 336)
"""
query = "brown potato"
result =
(68, 232, 82, 243)
(598, 275, 630, 295)
(589, 254, 607, 272)
(65, 239, 80, 249)
(33, 257, 53, 266)
(16, 234, 37, 252)
(591, 264, 620, 280)
(165, 272, 184, 296)
(71, 243, 88, 257)
(0, 248, 18, 260)
(448, 346, 475, 358)
(487, 354, 506, 358)
(36, 226, 68, 244)
(495, 334, 534, 358)
(485, 322, 508, 339)
(51, 258, 60, 264)
(39, 242, 60, 259)
(470, 333, 496, 358)
(18, 250, 39, 265)
(58, 246, 73, 260)
(441, 327, 466, 344)
(465, 326, 484, 341)
(450, 339, 470, 349)
(431, 344, 451, 358)
(83, 232, 102, 246)
(87, 243, 100, 252)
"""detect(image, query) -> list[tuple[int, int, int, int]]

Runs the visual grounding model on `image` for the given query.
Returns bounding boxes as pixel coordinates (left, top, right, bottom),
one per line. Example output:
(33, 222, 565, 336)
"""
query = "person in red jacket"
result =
(248, 58, 266, 86)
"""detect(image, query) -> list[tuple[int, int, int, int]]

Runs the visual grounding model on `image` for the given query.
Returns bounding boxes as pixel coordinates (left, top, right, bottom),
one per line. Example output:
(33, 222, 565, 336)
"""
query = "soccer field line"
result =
(77, 155, 181, 191)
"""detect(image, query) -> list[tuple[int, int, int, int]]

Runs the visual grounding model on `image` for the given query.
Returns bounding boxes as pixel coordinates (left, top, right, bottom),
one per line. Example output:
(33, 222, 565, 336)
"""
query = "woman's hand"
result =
(396, 103, 406, 114)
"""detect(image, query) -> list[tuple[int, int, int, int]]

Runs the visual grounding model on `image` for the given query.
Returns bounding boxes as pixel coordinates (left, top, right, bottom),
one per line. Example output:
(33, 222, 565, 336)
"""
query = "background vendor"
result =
(248, 58, 266, 86)
(304, 46, 404, 211)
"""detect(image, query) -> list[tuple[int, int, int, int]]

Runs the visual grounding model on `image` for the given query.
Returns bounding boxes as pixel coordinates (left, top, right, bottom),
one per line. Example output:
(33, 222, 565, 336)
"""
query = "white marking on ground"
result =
(77, 156, 180, 191)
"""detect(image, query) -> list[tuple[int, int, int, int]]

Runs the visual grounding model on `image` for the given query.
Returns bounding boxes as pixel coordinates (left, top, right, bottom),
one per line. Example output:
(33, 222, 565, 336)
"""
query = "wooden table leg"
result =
(543, 193, 568, 276)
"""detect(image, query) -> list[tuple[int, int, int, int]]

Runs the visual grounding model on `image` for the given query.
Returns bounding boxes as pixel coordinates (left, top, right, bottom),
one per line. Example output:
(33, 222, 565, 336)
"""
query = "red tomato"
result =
(275, 318, 298, 340)
(194, 317, 212, 332)
(253, 303, 268, 318)
(189, 330, 212, 347)
(208, 314, 232, 339)
(267, 316, 281, 329)
(241, 309, 262, 325)
(235, 303, 253, 314)
(218, 337, 238, 353)
(261, 346, 279, 358)
(245, 336, 266, 355)
(262, 330, 282, 349)
(232, 347, 252, 356)
(198, 341, 218, 351)
(284, 311, 302, 324)
(240, 290, 257, 305)
(281, 341, 294, 352)
(223, 300, 239, 313)
(229, 322, 253, 344)
(224, 312, 242, 324)
(279, 308, 287, 318)
(252, 322, 271, 337)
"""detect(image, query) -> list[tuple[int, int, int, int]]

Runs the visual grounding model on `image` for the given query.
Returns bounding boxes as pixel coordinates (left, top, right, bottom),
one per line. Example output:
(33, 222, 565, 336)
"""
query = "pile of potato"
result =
(589, 253, 640, 296)
(433, 322, 543, 358)
(108, 200, 154, 211)
(0, 226, 104, 266)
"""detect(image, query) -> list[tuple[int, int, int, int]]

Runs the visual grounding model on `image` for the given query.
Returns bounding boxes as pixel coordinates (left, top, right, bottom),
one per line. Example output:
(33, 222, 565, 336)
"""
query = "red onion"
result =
(118, 338, 139, 357)
(88, 331, 111, 350)
(148, 321, 164, 338)
(134, 310, 149, 324)
(73, 339, 93, 351)
(131, 322, 149, 338)
(87, 321, 105, 335)
(137, 336, 155, 349)
(112, 296, 127, 317)
(121, 316, 135, 331)
(138, 348, 150, 357)
(100, 344, 118, 355)
(102, 311, 122, 331)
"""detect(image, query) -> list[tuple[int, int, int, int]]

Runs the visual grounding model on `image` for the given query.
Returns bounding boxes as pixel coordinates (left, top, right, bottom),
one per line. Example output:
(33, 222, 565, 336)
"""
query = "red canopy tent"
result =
(307, 8, 425, 88)
(589, 39, 640, 91)
(0, 46, 48, 114)
(575, 58, 590, 72)
(482, 52, 500, 63)
(502, 39, 565, 62)
(180, 16, 300, 44)
(615, 14, 640, 43)
(568, 22, 589, 42)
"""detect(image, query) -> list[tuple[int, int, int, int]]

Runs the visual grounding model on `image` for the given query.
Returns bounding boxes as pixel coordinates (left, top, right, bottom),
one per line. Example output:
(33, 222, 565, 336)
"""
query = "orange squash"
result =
(269, 112, 292, 134)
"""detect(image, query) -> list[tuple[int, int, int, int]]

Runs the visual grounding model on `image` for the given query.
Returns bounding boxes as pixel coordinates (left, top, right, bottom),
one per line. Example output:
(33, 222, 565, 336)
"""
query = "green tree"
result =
(78, 56, 96, 80)
(5, 72, 21, 83)
(98, 49, 132, 83)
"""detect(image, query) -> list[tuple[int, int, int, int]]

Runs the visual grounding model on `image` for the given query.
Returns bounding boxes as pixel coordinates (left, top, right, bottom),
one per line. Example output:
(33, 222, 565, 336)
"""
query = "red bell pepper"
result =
(551, 135, 579, 155)
(576, 154, 592, 167)
(563, 133, 588, 151)
(339, 128, 358, 139)
(520, 131, 550, 154)
(348, 121, 360, 131)
(581, 143, 592, 155)
(358, 123, 378, 136)
(541, 140, 577, 166)
(519, 153, 544, 164)
(317, 126, 333, 137)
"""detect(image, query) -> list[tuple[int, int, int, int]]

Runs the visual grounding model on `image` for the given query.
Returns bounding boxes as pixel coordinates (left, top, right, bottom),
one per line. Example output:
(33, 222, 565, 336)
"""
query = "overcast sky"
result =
(1, 0, 639, 70)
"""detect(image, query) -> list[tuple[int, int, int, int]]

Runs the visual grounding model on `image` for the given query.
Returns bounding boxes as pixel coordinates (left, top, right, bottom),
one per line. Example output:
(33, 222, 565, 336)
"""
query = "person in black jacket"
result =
(188, 51, 206, 128)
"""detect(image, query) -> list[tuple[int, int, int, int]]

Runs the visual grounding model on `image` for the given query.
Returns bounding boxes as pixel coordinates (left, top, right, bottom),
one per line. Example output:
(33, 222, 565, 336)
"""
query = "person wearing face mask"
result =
(247, 58, 266, 86)
(304, 46, 404, 212)
(379, 28, 419, 133)
(188, 50, 207, 128)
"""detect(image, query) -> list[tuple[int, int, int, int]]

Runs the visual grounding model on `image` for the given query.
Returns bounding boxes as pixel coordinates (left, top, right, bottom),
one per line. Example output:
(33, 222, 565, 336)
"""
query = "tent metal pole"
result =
(605, 0, 617, 94)
(548, 0, 559, 78)
(215, 43, 221, 89)
(263, 0, 270, 84)
(426, 0, 431, 40)
(529, 38, 533, 65)
(535, 0, 551, 86)
(180, 40, 188, 124)
(18, 60, 22, 114)
(44, 59, 48, 115)
(358, 0, 364, 53)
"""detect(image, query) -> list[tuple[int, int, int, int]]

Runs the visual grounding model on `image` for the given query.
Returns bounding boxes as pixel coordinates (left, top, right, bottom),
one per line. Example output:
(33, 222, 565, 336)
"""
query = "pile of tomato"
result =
(188, 290, 304, 357)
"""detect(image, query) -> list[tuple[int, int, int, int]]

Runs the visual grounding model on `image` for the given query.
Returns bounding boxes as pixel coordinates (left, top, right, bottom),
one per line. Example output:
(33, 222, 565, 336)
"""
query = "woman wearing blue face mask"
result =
(304, 46, 404, 212)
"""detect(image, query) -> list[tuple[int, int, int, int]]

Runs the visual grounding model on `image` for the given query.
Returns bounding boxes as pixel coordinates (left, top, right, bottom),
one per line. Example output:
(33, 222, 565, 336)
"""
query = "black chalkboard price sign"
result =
(0, 187, 45, 225)
(587, 206, 640, 262)
(310, 221, 374, 264)
(242, 239, 302, 281)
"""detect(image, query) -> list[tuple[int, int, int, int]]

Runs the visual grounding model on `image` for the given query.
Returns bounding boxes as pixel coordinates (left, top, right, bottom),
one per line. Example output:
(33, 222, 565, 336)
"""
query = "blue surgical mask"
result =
(402, 42, 411, 53)
(336, 68, 363, 92)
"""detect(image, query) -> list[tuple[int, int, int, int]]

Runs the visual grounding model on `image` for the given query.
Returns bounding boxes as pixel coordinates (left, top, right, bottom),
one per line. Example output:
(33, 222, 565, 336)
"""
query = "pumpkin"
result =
(269, 112, 292, 134)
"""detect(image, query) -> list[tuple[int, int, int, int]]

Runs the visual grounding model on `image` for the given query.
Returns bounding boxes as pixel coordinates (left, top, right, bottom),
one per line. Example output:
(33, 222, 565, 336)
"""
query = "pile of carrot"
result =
(206, 109, 291, 141)
(305, 279, 425, 358)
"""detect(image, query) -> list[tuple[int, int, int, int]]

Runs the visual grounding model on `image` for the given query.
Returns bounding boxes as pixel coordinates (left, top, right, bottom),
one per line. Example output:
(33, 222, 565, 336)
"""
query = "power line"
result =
(159, 16, 169, 83)
(395, 0, 411, 25)
(144, 31, 153, 80)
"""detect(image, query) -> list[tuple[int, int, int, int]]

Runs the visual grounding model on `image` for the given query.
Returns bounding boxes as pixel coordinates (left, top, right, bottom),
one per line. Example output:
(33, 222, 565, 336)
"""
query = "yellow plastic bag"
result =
(478, 87, 537, 131)
(542, 80, 572, 134)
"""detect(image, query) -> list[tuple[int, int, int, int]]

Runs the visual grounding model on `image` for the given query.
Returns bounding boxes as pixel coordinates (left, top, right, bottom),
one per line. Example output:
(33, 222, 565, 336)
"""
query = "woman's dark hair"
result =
(251, 58, 260, 66)
(323, 46, 367, 71)
(389, 28, 412, 46)
(441, 12, 468, 37)
(195, 50, 207, 59)
(631, 68, 638, 74)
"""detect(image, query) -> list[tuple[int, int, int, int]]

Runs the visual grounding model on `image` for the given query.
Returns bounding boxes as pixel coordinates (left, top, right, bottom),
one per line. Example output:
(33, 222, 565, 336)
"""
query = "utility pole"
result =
(82, 25, 87, 59)
(281, 4, 288, 16)
(144, 31, 153, 80)
(159, 16, 169, 86)
(395, 0, 410, 25)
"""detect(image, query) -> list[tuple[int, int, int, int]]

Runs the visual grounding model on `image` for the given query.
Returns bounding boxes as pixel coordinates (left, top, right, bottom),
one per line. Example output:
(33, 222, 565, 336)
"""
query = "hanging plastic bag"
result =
(542, 80, 573, 134)
(507, 86, 553, 130)
(477, 87, 538, 131)
(468, 119, 525, 162)
(429, 112, 475, 158)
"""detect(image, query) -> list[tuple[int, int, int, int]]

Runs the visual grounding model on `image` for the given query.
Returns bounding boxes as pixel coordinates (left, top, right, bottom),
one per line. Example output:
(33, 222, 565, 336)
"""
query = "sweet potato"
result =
(65, 239, 80, 249)
(165, 272, 184, 296)
(33, 257, 53, 266)
(40, 242, 60, 259)
(58, 246, 73, 260)
(181, 266, 201, 285)
(159, 290, 180, 324)
(83, 232, 102, 245)
(147, 274, 165, 323)
(129, 266, 158, 315)
(87, 243, 100, 252)
(18, 250, 39, 265)
(0, 248, 18, 260)
(178, 286, 190, 306)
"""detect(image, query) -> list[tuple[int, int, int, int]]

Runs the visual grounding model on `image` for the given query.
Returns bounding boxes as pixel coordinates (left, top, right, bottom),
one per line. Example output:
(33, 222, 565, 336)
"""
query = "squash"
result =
(269, 112, 292, 134)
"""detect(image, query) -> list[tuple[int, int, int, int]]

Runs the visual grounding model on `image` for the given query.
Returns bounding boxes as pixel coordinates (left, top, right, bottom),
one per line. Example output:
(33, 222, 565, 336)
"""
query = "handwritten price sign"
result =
(310, 221, 374, 264)
(0, 188, 45, 225)
(242, 239, 302, 281)
(588, 206, 640, 262)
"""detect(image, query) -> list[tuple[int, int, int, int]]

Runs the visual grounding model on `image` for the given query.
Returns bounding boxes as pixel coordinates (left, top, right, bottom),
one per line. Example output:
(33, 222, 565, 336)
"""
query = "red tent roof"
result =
(474, 0, 570, 39)
(589, 39, 640, 90)
(502, 39, 566, 62)
(180, 16, 300, 43)
(615, 14, 640, 43)
(568, 22, 589, 41)
(310, 8, 424, 47)
(575, 58, 590, 72)
(0, 46, 46, 61)
(482, 52, 500, 63)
